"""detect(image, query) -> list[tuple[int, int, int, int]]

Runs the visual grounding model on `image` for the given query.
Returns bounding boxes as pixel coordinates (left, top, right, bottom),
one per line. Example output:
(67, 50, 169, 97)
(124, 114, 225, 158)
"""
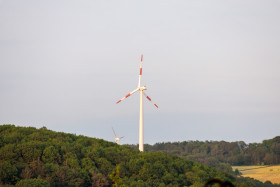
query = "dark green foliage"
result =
(15, 179, 50, 187)
(236, 177, 279, 187)
(129, 137, 280, 168)
(234, 168, 241, 175)
(0, 161, 18, 184)
(0, 124, 279, 187)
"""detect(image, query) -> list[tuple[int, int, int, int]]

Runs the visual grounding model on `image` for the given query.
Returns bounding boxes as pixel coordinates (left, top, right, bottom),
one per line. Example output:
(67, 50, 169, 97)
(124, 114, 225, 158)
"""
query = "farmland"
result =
(232, 165, 280, 184)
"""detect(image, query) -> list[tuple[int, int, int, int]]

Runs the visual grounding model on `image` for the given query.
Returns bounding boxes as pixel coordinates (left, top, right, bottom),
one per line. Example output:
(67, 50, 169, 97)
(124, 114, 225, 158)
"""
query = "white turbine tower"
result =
(112, 127, 124, 145)
(116, 55, 158, 152)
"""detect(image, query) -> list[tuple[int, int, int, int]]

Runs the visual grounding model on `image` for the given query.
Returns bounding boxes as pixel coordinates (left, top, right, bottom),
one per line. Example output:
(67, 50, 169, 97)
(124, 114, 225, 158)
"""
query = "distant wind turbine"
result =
(116, 55, 158, 152)
(112, 127, 124, 145)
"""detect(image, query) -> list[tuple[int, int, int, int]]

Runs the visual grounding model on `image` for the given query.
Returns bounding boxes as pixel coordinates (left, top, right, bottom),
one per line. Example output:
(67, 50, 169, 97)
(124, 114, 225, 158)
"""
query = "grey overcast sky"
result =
(1, 0, 280, 145)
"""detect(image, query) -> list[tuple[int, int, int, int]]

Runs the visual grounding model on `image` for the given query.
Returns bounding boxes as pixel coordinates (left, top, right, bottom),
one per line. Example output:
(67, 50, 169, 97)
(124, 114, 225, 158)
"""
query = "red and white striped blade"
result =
(138, 54, 143, 87)
(143, 92, 158, 108)
(116, 88, 139, 104)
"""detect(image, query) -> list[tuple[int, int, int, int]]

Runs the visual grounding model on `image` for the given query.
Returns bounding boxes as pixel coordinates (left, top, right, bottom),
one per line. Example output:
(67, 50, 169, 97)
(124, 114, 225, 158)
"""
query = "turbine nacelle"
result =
(139, 86, 147, 91)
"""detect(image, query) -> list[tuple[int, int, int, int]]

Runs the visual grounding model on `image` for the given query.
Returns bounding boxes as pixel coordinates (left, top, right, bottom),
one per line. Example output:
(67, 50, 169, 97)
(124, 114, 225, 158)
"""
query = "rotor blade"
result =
(143, 92, 159, 108)
(120, 136, 125, 139)
(138, 54, 143, 87)
(112, 127, 117, 137)
(116, 88, 139, 104)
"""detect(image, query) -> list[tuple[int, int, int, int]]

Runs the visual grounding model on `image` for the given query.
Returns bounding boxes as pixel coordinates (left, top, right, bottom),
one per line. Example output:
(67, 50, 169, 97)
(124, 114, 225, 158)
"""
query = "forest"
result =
(0, 124, 279, 187)
(128, 136, 280, 167)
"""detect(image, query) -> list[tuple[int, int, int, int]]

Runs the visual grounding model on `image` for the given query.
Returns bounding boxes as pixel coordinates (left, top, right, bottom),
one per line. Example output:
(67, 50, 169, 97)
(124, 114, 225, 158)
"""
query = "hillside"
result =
(126, 136, 280, 168)
(0, 125, 278, 187)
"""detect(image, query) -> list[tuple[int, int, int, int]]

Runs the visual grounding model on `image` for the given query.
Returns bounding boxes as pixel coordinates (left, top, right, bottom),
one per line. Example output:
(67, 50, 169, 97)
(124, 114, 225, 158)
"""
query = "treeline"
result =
(127, 137, 280, 168)
(0, 125, 278, 187)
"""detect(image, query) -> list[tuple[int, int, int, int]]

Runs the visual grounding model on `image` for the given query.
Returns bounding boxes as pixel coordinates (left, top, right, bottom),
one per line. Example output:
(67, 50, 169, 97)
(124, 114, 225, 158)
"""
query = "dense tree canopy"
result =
(0, 125, 278, 187)
(125, 137, 280, 169)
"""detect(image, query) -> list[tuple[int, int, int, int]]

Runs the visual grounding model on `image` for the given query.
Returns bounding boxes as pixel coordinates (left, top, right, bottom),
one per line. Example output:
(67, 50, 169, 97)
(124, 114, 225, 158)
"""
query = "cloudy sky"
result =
(1, 0, 280, 145)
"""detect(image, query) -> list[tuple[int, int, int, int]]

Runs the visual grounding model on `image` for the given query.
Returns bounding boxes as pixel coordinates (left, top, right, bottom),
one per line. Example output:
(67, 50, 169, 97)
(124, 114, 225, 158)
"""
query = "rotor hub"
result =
(139, 86, 147, 91)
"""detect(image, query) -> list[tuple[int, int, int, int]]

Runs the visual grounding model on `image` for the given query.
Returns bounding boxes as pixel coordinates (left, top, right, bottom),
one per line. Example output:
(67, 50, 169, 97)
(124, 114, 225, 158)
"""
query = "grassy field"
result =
(232, 165, 280, 184)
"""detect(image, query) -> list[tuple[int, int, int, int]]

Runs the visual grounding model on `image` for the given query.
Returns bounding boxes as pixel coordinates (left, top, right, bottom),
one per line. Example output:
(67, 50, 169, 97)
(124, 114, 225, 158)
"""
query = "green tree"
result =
(234, 168, 241, 175)
(0, 161, 18, 184)
(42, 146, 59, 163)
(20, 142, 44, 162)
(81, 157, 96, 171)
(15, 178, 50, 187)
(109, 165, 125, 187)
(90, 170, 109, 187)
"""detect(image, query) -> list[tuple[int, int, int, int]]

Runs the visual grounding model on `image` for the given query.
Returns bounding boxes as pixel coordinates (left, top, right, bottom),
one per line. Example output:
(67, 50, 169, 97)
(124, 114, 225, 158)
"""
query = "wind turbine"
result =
(116, 55, 158, 152)
(112, 127, 124, 145)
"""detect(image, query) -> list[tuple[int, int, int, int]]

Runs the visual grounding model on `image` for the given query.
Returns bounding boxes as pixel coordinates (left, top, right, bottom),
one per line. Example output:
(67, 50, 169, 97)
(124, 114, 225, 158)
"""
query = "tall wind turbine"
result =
(116, 55, 158, 152)
(112, 127, 124, 145)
